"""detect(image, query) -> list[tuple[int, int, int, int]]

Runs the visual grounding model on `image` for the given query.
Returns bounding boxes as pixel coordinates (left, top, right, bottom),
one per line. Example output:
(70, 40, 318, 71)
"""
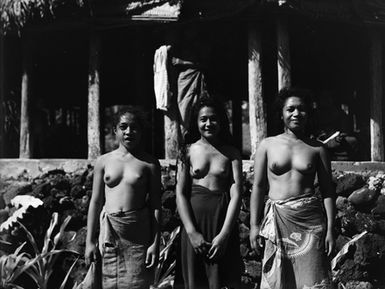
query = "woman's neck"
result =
(200, 136, 220, 147)
(284, 128, 305, 140)
(117, 144, 140, 155)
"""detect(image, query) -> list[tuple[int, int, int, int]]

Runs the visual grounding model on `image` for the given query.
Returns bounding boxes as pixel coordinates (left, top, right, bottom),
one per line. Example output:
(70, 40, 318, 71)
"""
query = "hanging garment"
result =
(154, 45, 172, 111)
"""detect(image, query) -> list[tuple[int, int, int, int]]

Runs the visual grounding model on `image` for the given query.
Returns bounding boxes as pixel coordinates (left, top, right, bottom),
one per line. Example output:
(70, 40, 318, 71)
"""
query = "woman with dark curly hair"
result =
(176, 96, 242, 289)
(249, 88, 336, 289)
(85, 106, 161, 289)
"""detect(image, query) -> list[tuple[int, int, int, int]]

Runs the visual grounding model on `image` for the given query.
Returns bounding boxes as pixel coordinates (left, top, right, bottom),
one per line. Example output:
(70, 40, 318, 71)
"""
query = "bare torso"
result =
(101, 150, 153, 213)
(188, 140, 235, 192)
(265, 134, 322, 200)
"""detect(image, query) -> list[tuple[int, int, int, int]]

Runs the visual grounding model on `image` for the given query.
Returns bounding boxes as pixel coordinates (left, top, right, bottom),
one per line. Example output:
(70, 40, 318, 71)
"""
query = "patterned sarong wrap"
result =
(259, 194, 332, 289)
(98, 207, 154, 289)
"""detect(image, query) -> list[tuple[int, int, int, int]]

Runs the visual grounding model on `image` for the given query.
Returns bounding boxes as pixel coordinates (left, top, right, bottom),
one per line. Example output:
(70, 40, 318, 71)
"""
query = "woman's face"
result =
(197, 106, 220, 140)
(115, 113, 142, 149)
(282, 96, 308, 132)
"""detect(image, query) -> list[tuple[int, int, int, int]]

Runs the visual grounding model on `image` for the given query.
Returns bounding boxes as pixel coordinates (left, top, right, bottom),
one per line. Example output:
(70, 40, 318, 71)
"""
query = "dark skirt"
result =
(180, 184, 241, 289)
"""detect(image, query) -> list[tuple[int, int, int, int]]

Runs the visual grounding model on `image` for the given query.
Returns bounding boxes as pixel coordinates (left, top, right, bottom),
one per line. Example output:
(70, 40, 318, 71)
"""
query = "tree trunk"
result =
(248, 23, 266, 159)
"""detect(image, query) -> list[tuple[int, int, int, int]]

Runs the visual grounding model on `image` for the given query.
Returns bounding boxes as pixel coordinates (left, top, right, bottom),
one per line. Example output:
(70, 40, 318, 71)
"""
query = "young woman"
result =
(85, 107, 161, 289)
(176, 97, 242, 289)
(249, 88, 336, 289)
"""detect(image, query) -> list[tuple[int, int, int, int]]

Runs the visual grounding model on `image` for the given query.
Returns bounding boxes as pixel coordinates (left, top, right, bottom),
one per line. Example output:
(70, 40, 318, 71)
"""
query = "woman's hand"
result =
(250, 225, 262, 253)
(146, 243, 159, 268)
(325, 230, 335, 256)
(85, 241, 100, 266)
(188, 231, 211, 255)
(207, 233, 229, 261)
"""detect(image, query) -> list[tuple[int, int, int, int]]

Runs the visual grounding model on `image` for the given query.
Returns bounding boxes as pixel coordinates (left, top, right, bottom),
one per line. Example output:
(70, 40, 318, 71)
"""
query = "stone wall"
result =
(1, 160, 385, 288)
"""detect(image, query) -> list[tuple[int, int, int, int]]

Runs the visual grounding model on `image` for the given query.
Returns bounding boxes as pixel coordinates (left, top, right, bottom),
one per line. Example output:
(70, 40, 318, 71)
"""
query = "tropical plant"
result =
(0, 242, 30, 289)
(19, 212, 79, 289)
(0, 212, 79, 289)
(151, 226, 180, 289)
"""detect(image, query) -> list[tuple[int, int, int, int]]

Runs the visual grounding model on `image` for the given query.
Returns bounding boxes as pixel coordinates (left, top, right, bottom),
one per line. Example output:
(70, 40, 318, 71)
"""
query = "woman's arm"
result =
(208, 148, 242, 260)
(318, 145, 336, 256)
(249, 139, 268, 253)
(146, 159, 162, 268)
(85, 156, 105, 266)
(176, 152, 210, 255)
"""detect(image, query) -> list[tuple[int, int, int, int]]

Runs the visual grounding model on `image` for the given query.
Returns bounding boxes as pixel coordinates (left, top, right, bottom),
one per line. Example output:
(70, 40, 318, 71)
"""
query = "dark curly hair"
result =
(112, 105, 149, 131)
(274, 87, 315, 135)
(179, 96, 234, 163)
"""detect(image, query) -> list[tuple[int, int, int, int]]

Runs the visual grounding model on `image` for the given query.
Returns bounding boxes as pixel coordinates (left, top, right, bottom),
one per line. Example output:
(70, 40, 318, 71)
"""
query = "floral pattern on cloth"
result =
(259, 194, 333, 289)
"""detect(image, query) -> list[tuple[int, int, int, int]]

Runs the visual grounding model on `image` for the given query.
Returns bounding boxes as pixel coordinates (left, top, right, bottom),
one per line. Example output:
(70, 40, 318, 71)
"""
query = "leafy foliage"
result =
(0, 212, 79, 289)
(151, 226, 180, 289)
(0, 0, 84, 33)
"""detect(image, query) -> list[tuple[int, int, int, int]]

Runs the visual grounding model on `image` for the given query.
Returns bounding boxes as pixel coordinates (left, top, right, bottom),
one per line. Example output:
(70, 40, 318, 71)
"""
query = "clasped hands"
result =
(188, 231, 229, 261)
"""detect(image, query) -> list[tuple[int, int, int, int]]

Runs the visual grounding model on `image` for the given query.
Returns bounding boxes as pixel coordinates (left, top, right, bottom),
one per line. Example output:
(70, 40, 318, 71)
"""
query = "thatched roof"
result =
(2, 0, 385, 35)
(269, 0, 385, 25)
(0, 0, 85, 33)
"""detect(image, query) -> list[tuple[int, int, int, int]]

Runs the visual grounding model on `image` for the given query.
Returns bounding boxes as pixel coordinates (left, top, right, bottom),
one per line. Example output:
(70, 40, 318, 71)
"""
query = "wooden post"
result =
(276, 16, 291, 91)
(369, 30, 384, 161)
(248, 23, 266, 158)
(0, 35, 4, 157)
(19, 34, 32, 158)
(88, 32, 101, 159)
(164, 110, 179, 159)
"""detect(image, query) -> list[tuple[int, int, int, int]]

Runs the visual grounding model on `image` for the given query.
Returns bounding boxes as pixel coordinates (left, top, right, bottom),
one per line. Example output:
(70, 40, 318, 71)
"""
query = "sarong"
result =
(99, 207, 154, 289)
(180, 184, 241, 289)
(259, 194, 332, 289)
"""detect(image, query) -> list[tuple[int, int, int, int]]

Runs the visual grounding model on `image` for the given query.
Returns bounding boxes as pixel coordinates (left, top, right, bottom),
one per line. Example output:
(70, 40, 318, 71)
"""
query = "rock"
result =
(240, 243, 250, 258)
(161, 207, 173, 228)
(63, 226, 87, 255)
(336, 174, 365, 197)
(241, 276, 253, 286)
(336, 234, 351, 252)
(372, 195, 385, 217)
(70, 185, 85, 198)
(49, 175, 70, 192)
(31, 181, 51, 198)
(238, 210, 250, 225)
(353, 212, 377, 233)
(348, 187, 378, 209)
(354, 233, 385, 266)
(244, 260, 261, 279)
(345, 281, 373, 289)
(336, 196, 349, 211)
(161, 190, 176, 211)
(2, 182, 32, 205)
(239, 223, 250, 241)
(375, 219, 385, 234)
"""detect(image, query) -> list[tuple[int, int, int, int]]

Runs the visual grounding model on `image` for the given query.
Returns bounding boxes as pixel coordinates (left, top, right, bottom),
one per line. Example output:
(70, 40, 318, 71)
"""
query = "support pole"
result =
(164, 109, 179, 159)
(88, 32, 101, 159)
(369, 30, 384, 161)
(248, 23, 266, 158)
(0, 35, 4, 157)
(19, 34, 32, 158)
(276, 16, 291, 91)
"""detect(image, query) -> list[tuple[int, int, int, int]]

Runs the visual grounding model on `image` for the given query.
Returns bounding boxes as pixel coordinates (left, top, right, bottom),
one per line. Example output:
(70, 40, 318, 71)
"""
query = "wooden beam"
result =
(0, 35, 4, 157)
(276, 16, 291, 91)
(248, 23, 266, 159)
(19, 34, 32, 159)
(369, 30, 384, 161)
(164, 109, 179, 159)
(88, 32, 101, 159)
